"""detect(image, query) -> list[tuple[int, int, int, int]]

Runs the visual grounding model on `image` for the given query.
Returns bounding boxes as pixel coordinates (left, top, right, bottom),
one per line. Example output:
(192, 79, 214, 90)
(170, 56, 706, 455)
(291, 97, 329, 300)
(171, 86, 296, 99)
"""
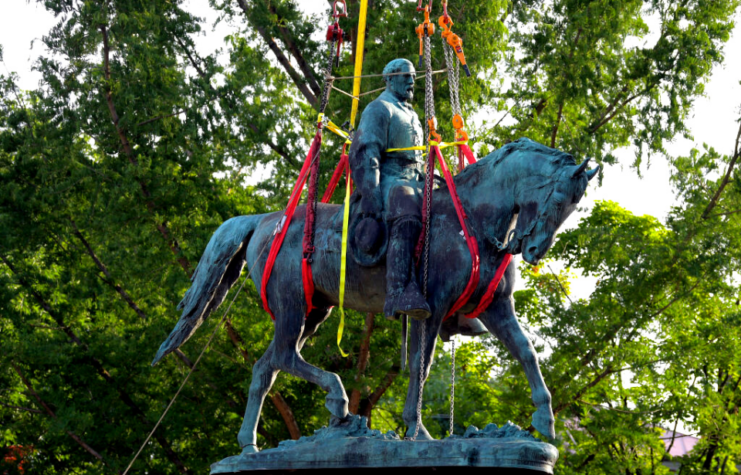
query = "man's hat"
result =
(350, 214, 388, 267)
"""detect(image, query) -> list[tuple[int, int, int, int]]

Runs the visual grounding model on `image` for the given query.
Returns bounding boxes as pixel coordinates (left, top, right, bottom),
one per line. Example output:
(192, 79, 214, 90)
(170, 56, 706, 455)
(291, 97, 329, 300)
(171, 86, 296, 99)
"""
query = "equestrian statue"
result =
(152, 58, 598, 457)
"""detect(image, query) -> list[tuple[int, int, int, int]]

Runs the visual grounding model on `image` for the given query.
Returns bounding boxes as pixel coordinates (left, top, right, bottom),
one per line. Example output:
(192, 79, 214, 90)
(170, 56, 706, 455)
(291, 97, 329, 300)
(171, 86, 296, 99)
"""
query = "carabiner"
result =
(333, 0, 347, 19)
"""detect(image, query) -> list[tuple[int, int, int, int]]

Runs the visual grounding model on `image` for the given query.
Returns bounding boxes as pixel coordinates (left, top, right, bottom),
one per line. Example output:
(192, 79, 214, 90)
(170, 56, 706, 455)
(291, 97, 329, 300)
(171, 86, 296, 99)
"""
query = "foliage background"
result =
(1, 0, 740, 473)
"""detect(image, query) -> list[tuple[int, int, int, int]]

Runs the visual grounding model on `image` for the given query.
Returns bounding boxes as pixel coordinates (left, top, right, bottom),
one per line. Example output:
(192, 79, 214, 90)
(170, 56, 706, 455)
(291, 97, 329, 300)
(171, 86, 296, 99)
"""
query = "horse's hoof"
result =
(532, 407, 556, 441)
(325, 396, 349, 420)
(240, 444, 259, 456)
(329, 413, 357, 427)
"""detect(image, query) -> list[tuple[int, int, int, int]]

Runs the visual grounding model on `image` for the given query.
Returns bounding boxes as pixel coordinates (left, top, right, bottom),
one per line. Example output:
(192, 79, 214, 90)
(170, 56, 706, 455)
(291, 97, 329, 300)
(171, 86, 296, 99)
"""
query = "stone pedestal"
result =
(211, 417, 558, 474)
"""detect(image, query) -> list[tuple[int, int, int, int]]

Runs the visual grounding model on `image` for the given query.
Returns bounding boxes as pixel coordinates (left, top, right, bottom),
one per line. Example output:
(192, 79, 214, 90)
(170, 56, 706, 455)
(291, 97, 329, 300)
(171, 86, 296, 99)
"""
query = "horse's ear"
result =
(586, 166, 599, 181)
(572, 157, 590, 177)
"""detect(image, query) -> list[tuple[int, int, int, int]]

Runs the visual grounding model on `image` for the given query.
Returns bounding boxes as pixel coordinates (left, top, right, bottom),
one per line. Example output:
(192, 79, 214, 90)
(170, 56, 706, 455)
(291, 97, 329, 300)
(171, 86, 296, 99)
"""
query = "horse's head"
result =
(503, 141, 598, 264)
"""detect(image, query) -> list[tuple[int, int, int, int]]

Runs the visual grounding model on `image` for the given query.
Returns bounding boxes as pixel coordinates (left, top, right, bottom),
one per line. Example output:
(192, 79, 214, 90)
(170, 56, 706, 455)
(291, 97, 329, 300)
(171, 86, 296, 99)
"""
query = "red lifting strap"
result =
(301, 128, 325, 315)
(465, 253, 513, 319)
(429, 145, 481, 321)
(418, 144, 511, 322)
(321, 145, 350, 203)
(458, 143, 477, 166)
(261, 131, 323, 320)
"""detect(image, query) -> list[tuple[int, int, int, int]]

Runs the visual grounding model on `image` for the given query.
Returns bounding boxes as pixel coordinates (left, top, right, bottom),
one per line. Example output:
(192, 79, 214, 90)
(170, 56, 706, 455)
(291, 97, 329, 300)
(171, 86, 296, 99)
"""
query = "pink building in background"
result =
(662, 429, 699, 457)
(662, 429, 700, 472)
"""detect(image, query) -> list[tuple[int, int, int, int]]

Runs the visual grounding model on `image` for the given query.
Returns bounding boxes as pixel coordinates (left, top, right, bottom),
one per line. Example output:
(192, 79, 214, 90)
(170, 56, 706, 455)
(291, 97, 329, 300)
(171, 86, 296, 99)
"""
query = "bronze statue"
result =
(152, 130, 598, 452)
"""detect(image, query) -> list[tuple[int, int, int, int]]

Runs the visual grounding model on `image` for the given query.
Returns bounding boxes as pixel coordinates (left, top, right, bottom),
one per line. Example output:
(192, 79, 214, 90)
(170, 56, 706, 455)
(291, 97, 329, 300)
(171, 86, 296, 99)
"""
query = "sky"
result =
(2, 1, 740, 300)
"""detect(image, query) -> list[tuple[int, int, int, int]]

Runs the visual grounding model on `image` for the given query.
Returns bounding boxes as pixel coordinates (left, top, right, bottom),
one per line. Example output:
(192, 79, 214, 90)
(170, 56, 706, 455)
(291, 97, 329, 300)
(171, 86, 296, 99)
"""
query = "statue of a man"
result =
(349, 58, 430, 321)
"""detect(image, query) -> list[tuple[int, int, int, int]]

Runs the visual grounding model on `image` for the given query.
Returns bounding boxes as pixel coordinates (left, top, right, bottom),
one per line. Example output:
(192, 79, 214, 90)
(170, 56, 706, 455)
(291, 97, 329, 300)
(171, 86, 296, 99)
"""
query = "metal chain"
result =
(449, 335, 456, 437)
(442, 40, 461, 117)
(319, 39, 338, 114)
(422, 32, 434, 299)
(411, 319, 426, 441)
(441, 36, 460, 439)
(411, 29, 435, 444)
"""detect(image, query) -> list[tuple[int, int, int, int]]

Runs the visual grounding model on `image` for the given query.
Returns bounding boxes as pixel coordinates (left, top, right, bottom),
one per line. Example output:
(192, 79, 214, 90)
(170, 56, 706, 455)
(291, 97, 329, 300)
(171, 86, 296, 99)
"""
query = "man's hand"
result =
(359, 191, 383, 220)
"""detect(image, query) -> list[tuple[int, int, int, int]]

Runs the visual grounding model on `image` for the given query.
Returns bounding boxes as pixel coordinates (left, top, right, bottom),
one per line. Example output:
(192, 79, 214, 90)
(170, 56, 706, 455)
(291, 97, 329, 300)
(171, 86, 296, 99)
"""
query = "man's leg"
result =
(384, 186, 430, 320)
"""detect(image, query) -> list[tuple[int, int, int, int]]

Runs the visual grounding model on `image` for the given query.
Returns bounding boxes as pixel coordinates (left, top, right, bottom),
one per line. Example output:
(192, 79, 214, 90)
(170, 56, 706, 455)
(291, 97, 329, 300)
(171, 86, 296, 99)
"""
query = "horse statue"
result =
(152, 138, 598, 452)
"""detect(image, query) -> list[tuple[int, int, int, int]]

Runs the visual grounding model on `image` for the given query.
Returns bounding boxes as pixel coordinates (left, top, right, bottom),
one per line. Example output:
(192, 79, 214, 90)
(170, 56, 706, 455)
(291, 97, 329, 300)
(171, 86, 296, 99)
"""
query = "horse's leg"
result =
(236, 307, 334, 454)
(402, 314, 441, 440)
(238, 340, 279, 454)
(479, 297, 555, 439)
(298, 307, 333, 350)
(271, 306, 349, 422)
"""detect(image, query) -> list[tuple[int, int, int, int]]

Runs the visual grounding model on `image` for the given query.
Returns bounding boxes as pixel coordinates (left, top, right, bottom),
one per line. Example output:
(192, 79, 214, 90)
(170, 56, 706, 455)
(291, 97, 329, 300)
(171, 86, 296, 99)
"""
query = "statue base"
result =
(211, 416, 558, 474)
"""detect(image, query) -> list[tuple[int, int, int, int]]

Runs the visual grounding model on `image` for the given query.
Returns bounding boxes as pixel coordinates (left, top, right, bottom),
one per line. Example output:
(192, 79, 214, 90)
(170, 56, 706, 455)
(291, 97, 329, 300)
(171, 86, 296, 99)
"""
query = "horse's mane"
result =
(454, 138, 577, 187)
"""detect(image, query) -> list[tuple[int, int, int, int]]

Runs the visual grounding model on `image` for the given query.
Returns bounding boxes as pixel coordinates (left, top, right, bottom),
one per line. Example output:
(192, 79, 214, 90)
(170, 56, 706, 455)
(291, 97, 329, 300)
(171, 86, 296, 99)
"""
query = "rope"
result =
(122, 239, 271, 475)
(330, 70, 448, 103)
(329, 68, 449, 80)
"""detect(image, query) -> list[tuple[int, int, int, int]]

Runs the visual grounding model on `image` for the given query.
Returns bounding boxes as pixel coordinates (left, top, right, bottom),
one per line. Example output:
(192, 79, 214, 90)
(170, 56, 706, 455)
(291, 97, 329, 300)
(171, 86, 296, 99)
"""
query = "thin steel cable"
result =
(449, 335, 456, 437)
(121, 137, 327, 472)
(122, 238, 270, 475)
(411, 29, 435, 443)
(329, 68, 449, 80)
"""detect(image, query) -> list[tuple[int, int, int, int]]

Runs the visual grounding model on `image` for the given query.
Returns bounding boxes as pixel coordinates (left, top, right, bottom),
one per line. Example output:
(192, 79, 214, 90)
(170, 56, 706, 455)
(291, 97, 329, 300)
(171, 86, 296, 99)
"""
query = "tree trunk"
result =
(349, 312, 375, 413)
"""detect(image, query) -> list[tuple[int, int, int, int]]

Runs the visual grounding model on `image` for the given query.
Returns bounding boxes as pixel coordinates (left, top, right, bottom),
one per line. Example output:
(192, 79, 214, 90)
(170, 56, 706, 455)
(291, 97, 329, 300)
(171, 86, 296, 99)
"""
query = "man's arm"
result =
(349, 101, 390, 218)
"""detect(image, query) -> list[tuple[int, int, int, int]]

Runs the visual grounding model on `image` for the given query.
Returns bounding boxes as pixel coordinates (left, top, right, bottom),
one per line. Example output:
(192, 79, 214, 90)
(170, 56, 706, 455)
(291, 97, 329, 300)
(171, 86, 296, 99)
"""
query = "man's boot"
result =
(384, 217, 431, 321)
(439, 313, 489, 342)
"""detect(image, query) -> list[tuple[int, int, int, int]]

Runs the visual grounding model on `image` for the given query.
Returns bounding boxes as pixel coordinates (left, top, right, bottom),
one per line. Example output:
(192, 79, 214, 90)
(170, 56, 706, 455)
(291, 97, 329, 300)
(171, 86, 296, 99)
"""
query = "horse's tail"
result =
(152, 214, 265, 366)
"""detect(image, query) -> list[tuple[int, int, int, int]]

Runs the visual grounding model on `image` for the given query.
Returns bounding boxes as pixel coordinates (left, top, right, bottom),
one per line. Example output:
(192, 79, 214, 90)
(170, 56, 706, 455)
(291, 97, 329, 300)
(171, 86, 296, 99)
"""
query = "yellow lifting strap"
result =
(325, 121, 468, 151)
(386, 140, 469, 152)
(337, 0, 368, 357)
(326, 120, 351, 142)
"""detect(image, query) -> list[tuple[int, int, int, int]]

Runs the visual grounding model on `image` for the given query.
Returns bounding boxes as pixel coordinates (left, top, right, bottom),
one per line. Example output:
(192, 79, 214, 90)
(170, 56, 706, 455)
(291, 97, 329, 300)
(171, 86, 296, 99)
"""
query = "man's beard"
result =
(401, 87, 414, 102)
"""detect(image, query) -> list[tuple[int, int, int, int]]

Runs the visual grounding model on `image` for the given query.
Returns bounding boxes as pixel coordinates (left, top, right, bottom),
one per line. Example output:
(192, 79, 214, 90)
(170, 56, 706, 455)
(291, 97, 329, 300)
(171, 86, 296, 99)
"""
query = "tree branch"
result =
(1, 254, 191, 474)
(0, 401, 44, 414)
(701, 121, 741, 219)
(554, 365, 616, 415)
(589, 85, 655, 134)
(705, 207, 741, 219)
(235, 0, 318, 107)
(174, 35, 301, 169)
(99, 24, 192, 275)
(69, 220, 147, 320)
(359, 364, 400, 418)
(136, 110, 185, 127)
(69, 220, 241, 418)
(10, 361, 121, 473)
(549, 27, 582, 147)
(265, 1, 322, 96)
(550, 102, 564, 148)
